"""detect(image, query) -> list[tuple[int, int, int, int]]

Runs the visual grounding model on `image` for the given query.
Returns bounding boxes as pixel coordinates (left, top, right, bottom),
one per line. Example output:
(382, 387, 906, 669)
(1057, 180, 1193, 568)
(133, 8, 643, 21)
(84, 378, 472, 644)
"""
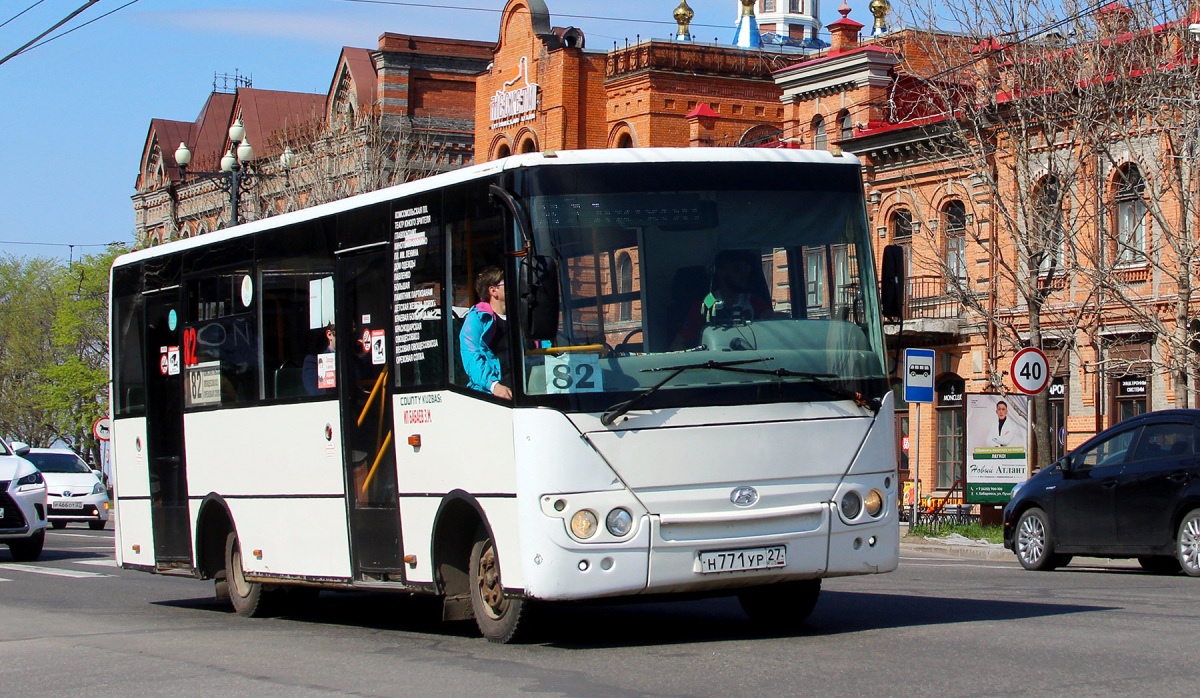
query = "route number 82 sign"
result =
(1011, 347, 1050, 395)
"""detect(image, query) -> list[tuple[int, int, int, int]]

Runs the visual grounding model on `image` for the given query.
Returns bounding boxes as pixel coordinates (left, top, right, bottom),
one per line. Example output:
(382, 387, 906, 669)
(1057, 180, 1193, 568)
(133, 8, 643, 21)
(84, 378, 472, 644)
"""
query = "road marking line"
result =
(48, 532, 107, 538)
(73, 559, 117, 567)
(0, 578, 10, 582)
(0, 563, 111, 579)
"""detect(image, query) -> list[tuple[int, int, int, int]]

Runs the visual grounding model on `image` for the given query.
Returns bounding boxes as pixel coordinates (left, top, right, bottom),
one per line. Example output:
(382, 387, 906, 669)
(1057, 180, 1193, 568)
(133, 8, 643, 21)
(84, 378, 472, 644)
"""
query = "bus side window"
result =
(445, 182, 507, 392)
(112, 264, 146, 416)
(258, 222, 335, 401)
(393, 193, 446, 391)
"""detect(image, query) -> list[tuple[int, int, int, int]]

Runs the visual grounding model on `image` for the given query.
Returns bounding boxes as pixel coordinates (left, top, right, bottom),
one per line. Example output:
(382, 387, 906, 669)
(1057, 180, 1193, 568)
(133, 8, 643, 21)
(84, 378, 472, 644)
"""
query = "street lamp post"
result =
(173, 118, 297, 227)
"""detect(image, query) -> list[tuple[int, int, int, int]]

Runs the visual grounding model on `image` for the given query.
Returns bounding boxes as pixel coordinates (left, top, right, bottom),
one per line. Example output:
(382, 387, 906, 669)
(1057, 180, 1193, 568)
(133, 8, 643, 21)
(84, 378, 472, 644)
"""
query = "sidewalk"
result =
(898, 523, 1013, 562)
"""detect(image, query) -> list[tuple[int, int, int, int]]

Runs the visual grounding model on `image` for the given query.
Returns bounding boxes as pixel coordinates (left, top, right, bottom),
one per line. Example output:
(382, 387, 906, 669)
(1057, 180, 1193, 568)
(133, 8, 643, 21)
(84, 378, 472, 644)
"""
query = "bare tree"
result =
(1069, 5, 1200, 409)
(886, 0, 1115, 468)
(262, 110, 458, 216)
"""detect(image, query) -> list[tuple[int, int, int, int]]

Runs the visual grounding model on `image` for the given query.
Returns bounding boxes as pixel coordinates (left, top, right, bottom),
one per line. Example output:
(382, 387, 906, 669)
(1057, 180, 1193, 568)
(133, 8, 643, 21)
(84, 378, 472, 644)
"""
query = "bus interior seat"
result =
(274, 368, 307, 398)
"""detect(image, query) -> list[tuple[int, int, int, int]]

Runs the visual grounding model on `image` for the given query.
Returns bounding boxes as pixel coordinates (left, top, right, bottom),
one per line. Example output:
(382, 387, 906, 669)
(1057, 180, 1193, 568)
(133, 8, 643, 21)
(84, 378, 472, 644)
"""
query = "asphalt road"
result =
(2, 526, 1198, 697)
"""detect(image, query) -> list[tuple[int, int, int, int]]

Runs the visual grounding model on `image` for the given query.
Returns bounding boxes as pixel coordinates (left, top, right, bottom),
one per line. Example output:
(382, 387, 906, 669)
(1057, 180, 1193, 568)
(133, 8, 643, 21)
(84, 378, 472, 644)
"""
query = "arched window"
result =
(1035, 175, 1064, 273)
(616, 132, 633, 148)
(616, 253, 633, 321)
(495, 143, 511, 160)
(839, 110, 853, 141)
(1114, 165, 1145, 264)
(520, 138, 536, 154)
(943, 200, 967, 281)
(812, 115, 826, 150)
(891, 208, 913, 241)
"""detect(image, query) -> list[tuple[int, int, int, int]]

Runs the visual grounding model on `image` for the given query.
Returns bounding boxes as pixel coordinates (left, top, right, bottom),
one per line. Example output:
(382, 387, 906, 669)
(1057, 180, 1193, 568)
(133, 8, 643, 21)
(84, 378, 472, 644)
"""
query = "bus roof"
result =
(113, 147, 860, 269)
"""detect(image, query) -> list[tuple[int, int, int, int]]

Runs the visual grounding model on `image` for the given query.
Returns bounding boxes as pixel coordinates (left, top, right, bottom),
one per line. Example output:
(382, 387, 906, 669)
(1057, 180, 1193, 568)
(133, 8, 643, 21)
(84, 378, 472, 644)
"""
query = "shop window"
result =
(935, 376, 965, 490)
(1114, 374, 1149, 423)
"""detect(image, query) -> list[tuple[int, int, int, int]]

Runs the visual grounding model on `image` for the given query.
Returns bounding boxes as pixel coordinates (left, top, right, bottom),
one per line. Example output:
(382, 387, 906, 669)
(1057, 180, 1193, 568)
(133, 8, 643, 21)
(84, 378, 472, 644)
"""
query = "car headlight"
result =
(864, 489, 884, 517)
(92, 482, 106, 495)
(605, 508, 633, 536)
(570, 510, 598, 539)
(840, 490, 863, 520)
(16, 471, 44, 487)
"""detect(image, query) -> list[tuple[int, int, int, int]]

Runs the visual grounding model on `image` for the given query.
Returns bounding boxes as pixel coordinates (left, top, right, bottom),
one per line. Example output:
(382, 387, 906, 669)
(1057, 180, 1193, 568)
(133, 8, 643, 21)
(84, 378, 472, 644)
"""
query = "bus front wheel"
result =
(737, 579, 821, 630)
(468, 529, 530, 643)
(225, 531, 272, 617)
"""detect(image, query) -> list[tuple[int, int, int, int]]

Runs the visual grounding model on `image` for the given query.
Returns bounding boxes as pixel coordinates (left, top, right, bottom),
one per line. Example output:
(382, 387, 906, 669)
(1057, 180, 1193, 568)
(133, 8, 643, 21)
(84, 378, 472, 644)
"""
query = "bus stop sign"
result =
(904, 349, 935, 404)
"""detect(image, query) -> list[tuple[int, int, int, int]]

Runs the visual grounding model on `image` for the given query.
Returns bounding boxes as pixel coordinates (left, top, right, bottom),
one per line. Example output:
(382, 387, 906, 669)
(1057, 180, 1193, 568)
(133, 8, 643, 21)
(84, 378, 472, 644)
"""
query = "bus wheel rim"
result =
(476, 540, 506, 619)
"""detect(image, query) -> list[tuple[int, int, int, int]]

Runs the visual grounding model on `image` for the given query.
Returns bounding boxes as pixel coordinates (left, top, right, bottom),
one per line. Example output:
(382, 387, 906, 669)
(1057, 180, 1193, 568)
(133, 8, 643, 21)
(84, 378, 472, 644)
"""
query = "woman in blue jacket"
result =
(460, 266, 512, 400)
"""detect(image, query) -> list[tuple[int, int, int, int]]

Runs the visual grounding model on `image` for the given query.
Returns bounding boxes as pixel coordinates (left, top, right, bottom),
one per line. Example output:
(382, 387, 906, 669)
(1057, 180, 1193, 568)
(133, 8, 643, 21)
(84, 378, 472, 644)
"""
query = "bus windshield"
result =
(519, 161, 888, 411)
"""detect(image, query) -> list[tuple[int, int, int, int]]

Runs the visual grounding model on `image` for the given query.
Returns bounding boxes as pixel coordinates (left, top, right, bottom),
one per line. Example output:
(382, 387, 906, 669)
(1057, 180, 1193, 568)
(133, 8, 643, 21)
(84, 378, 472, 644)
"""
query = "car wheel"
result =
(1138, 555, 1181, 575)
(224, 531, 274, 617)
(50, 521, 67, 530)
(468, 528, 530, 643)
(89, 520, 107, 531)
(1175, 509, 1200, 577)
(8, 530, 45, 561)
(737, 579, 821, 631)
(1015, 508, 1063, 571)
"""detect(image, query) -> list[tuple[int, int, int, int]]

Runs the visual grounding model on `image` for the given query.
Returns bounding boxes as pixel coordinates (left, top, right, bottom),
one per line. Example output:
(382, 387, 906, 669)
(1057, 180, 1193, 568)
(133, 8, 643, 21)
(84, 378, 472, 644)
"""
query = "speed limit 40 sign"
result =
(1011, 347, 1050, 394)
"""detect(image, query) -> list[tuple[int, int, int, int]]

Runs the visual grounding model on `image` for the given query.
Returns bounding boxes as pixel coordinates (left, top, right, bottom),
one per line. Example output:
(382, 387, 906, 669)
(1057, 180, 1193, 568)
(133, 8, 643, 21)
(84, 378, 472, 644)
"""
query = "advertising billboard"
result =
(965, 393, 1029, 503)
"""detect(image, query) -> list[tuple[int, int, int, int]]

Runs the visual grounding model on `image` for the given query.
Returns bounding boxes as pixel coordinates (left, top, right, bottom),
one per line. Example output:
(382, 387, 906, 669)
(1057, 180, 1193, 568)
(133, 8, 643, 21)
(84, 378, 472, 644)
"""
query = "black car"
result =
(1004, 409, 1200, 575)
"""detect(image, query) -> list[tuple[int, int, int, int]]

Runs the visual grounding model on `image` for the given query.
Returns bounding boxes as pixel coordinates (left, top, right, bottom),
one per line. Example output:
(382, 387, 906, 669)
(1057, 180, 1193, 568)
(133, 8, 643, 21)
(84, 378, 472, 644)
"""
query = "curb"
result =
(900, 541, 1014, 562)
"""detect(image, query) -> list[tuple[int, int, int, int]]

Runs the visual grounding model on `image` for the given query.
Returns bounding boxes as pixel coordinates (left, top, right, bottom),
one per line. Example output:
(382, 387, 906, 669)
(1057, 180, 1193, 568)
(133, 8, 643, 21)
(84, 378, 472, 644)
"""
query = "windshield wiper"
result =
(600, 358, 772, 426)
(710, 366, 881, 413)
(599, 358, 878, 425)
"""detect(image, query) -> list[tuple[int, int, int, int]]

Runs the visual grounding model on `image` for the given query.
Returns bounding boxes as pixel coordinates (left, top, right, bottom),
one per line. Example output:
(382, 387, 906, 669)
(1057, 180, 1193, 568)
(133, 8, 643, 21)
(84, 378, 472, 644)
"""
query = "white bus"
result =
(110, 148, 898, 642)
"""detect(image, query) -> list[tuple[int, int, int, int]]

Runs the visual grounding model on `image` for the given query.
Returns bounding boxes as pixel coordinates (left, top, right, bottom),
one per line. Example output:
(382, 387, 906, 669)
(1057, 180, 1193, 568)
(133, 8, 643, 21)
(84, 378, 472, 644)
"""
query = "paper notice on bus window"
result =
(545, 353, 604, 394)
(185, 361, 221, 407)
(317, 353, 336, 390)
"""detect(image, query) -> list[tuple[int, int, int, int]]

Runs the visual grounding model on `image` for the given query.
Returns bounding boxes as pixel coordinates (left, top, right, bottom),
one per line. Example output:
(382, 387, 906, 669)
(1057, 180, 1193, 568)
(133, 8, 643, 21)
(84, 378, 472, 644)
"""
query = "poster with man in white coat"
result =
(965, 394, 1029, 503)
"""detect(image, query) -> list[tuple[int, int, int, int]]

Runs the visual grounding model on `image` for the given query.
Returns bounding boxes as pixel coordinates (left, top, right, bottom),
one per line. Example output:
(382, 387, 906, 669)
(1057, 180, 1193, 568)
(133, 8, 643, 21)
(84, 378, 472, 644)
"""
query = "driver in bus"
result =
(460, 267, 513, 400)
(672, 249, 773, 349)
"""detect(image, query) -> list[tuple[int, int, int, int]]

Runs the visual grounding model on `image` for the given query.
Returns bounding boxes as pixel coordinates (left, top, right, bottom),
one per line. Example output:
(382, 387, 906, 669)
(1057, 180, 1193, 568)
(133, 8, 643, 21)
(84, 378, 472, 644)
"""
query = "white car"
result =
(0, 438, 48, 560)
(21, 448, 110, 530)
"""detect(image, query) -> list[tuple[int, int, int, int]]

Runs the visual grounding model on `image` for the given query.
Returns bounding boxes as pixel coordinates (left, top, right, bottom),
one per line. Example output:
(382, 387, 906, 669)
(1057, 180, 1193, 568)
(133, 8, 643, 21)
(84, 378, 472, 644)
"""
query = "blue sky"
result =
(0, 0, 874, 260)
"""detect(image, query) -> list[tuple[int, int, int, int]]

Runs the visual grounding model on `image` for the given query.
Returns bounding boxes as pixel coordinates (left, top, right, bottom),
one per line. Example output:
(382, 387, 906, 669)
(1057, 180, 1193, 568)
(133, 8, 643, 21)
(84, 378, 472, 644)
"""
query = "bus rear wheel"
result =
(468, 529, 529, 643)
(737, 579, 821, 631)
(224, 531, 273, 617)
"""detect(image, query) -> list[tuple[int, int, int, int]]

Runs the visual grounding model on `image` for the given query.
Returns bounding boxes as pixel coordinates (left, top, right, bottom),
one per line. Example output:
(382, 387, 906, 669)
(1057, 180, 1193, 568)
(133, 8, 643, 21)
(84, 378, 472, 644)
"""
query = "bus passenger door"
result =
(336, 248, 405, 579)
(143, 290, 192, 565)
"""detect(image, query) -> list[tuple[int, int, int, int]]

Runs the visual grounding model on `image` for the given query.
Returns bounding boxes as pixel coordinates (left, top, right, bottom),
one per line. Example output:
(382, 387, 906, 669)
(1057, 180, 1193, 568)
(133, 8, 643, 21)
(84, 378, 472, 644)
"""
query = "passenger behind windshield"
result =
(459, 267, 513, 400)
(672, 249, 773, 350)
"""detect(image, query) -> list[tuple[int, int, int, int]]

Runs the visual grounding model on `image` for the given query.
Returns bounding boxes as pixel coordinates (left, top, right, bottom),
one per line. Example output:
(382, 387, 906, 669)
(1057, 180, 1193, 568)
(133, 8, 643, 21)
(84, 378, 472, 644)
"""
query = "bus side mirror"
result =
(880, 244, 905, 319)
(520, 255, 560, 340)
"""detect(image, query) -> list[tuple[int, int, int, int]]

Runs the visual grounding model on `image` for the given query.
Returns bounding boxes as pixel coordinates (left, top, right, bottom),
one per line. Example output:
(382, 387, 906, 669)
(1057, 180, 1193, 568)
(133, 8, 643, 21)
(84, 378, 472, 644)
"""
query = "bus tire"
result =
(737, 579, 821, 630)
(224, 531, 273, 617)
(468, 528, 529, 643)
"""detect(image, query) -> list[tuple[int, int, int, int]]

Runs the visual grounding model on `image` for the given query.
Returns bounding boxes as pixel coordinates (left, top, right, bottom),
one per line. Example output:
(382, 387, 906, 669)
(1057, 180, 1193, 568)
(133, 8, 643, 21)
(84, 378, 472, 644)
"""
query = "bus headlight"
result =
(840, 491, 863, 520)
(570, 510, 599, 539)
(864, 489, 884, 517)
(605, 508, 633, 536)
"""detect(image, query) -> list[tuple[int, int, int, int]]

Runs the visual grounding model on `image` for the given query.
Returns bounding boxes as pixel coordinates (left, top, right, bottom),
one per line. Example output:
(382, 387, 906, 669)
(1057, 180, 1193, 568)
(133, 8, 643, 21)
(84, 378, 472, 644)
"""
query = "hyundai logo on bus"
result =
(730, 486, 759, 507)
(903, 348, 936, 404)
